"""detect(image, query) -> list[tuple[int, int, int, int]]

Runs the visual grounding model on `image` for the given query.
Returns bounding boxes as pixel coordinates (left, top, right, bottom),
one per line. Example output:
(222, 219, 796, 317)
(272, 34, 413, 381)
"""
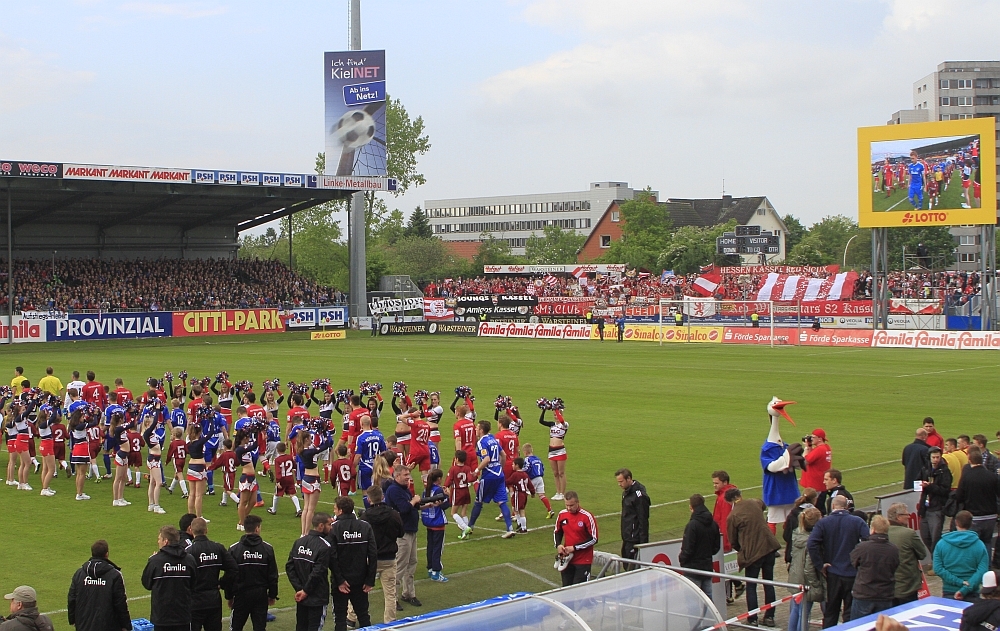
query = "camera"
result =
(802, 435, 815, 446)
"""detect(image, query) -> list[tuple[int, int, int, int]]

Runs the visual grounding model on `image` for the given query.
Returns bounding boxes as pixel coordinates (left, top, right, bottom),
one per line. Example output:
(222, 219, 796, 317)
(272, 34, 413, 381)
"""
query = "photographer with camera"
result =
(799, 428, 832, 493)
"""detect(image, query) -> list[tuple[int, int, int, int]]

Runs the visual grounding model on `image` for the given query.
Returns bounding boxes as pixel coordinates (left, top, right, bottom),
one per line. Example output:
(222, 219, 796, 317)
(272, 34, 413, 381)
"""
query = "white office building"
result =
(424, 182, 653, 255)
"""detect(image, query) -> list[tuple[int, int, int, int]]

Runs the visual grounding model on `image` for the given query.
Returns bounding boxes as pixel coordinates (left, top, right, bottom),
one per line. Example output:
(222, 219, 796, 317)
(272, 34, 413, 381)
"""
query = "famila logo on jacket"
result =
(244, 551, 264, 560)
(297, 546, 314, 556)
(84, 577, 107, 586)
(163, 563, 187, 572)
(343, 531, 362, 539)
(198, 553, 218, 562)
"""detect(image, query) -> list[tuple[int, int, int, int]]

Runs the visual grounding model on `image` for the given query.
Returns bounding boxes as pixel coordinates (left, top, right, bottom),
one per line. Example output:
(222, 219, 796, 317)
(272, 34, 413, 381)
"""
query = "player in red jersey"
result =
(166, 427, 189, 498)
(495, 416, 520, 478)
(402, 408, 431, 488)
(126, 425, 144, 487)
(285, 394, 310, 455)
(51, 414, 69, 477)
(882, 161, 894, 196)
(554, 491, 599, 586)
(505, 458, 536, 533)
(81, 371, 108, 409)
(452, 404, 477, 467)
(209, 438, 239, 506)
(186, 383, 205, 420)
(341, 395, 368, 454)
(86, 421, 104, 481)
(112, 378, 133, 406)
(444, 450, 477, 532)
(268, 442, 301, 516)
(330, 444, 355, 497)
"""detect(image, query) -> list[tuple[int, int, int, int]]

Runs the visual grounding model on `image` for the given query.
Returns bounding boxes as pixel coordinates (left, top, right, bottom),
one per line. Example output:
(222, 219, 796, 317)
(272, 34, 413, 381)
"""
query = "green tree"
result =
(362, 96, 431, 218)
(472, 234, 523, 271)
(384, 236, 452, 281)
(657, 221, 738, 273)
(524, 225, 586, 264)
(603, 190, 671, 270)
(403, 206, 433, 240)
(782, 214, 807, 252)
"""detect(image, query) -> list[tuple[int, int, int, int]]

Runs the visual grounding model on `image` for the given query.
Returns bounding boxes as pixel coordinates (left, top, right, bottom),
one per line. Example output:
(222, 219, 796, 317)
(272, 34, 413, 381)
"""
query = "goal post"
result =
(657, 299, 776, 347)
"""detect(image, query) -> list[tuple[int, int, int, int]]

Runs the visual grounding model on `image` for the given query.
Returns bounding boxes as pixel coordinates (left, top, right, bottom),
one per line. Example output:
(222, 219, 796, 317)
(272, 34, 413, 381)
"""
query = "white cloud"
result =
(0, 36, 95, 116)
(118, 2, 227, 19)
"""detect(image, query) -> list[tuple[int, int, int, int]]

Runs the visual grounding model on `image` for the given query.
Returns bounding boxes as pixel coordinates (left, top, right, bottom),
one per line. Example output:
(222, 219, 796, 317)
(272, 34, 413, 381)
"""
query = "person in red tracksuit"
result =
(712, 470, 743, 602)
(553, 491, 598, 586)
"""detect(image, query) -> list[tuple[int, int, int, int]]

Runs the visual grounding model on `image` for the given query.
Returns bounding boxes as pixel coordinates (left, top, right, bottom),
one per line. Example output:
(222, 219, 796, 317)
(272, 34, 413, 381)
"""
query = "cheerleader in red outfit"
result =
(186, 423, 210, 519)
(36, 404, 57, 496)
(296, 424, 334, 536)
(538, 398, 569, 501)
(108, 409, 134, 506)
(234, 428, 261, 531)
(10, 399, 35, 490)
(142, 413, 166, 514)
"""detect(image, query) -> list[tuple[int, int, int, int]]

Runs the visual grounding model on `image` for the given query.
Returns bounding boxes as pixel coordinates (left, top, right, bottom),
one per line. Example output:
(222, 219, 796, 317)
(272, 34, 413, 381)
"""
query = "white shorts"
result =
(767, 504, 791, 524)
(531, 476, 545, 496)
(317, 448, 331, 462)
(264, 441, 279, 461)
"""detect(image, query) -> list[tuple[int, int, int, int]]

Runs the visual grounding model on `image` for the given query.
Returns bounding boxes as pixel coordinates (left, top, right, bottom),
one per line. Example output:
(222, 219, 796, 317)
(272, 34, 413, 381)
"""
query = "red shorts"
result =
(54, 442, 66, 462)
(173, 459, 186, 472)
(5, 440, 15, 453)
(511, 491, 529, 512)
(462, 448, 477, 467)
(451, 487, 471, 506)
(276, 476, 296, 497)
(39, 439, 54, 457)
(336, 481, 352, 497)
(963, 180, 971, 189)
(88, 441, 101, 459)
(223, 471, 235, 492)
(128, 452, 142, 468)
(407, 450, 430, 472)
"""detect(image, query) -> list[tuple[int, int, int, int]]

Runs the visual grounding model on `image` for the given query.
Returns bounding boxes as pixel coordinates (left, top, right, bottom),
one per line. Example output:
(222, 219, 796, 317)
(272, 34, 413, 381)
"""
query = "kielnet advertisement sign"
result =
(324, 50, 386, 178)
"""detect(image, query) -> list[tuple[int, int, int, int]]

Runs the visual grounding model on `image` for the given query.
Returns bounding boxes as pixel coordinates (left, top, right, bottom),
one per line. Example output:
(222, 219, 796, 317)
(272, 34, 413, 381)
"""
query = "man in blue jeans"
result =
(808, 495, 870, 627)
(849, 515, 899, 619)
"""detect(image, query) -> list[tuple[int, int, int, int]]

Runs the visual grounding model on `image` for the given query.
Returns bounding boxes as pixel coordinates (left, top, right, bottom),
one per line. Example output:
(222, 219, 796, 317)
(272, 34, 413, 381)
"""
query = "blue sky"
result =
(1, 0, 997, 234)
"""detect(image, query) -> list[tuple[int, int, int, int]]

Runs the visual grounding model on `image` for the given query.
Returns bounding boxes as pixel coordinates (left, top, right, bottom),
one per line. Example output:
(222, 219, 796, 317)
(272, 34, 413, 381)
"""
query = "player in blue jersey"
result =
(354, 415, 386, 504)
(908, 150, 927, 210)
(168, 400, 187, 431)
(460, 420, 515, 540)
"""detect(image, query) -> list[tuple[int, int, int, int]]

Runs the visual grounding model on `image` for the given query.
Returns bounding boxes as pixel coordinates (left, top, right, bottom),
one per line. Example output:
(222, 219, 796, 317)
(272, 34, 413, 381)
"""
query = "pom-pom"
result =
(163, 372, 173, 382)
(413, 390, 430, 406)
(215, 371, 228, 383)
(200, 377, 211, 388)
(197, 406, 216, 422)
(454, 385, 473, 399)
(178, 370, 189, 381)
(234, 380, 254, 393)
(550, 397, 565, 411)
(312, 378, 330, 391)
(0, 385, 11, 399)
(536, 398, 550, 410)
(494, 395, 512, 411)
(392, 381, 407, 397)
(336, 389, 354, 404)
(359, 381, 374, 396)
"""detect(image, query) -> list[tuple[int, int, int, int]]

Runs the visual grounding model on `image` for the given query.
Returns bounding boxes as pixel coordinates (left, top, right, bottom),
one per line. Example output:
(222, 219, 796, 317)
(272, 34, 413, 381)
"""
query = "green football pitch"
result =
(871, 170, 971, 212)
(3, 332, 998, 628)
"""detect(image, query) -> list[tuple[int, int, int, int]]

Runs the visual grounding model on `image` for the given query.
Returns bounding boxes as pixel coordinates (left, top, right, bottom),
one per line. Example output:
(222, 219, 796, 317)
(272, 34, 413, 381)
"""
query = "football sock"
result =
(127, 470, 134, 483)
(768, 522, 777, 535)
(60, 460, 68, 470)
(179, 480, 188, 495)
(540, 495, 552, 511)
(291, 495, 301, 511)
(468, 502, 483, 528)
(518, 516, 527, 530)
(206, 470, 214, 491)
(256, 490, 263, 503)
(452, 513, 468, 530)
(230, 492, 240, 503)
(499, 503, 513, 531)
(103, 454, 111, 475)
(90, 463, 100, 478)
(271, 494, 280, 511)
(168, 479, 177, 491)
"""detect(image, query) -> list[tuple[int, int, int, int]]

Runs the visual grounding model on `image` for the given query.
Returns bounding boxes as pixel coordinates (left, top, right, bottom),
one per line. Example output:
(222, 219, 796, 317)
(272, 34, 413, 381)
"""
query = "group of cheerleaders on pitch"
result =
(2, 375, 571, 536)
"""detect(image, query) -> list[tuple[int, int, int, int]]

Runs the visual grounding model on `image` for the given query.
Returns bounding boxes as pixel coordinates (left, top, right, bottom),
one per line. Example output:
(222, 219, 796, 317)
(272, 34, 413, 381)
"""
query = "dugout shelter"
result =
(0, 159, 394, 260)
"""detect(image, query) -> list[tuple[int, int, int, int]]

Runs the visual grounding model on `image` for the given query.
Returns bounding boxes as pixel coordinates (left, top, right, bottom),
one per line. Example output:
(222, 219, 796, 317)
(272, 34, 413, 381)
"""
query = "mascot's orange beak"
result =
(772, 400, 797, 425)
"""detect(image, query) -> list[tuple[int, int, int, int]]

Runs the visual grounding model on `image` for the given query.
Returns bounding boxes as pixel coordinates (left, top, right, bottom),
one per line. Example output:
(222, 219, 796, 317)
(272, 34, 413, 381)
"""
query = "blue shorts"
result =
(359, 470, 373, 491)
(476, 477, 508, 505)
(429, 442, 440, 466)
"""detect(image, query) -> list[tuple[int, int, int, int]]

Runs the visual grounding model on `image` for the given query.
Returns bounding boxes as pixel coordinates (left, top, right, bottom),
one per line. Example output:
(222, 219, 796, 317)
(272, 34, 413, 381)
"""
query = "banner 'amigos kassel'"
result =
(451, 296, 537, 321)
(46, 312, 171, 341)
(172, 309, 286, 337)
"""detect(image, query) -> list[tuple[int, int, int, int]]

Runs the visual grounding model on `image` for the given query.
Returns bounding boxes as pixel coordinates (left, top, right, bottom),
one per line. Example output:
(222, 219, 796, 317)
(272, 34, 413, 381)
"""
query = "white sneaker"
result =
(148, 504, 155, 512)
(113, 498, 125, 506)
(237, 524, 244, 531)
(122, 499, 130, 505)
(153, 505, 166, 514)
(202, 517, 210, 523)
(40, 489, 53, 496)
(551, 493, 565, 501)
(6, 480, 17, 486)
(76, 494, 90, 500)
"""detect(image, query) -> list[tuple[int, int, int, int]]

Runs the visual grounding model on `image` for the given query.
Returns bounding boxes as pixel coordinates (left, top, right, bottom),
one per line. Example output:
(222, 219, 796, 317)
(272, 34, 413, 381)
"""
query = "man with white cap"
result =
(0, 586, 54, 631)
(961, 570, 1000, 631)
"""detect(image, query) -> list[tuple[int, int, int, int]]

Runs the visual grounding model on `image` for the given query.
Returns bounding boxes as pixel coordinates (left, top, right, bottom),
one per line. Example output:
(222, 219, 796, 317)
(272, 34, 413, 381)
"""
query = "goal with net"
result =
(657, 299, 777, 347)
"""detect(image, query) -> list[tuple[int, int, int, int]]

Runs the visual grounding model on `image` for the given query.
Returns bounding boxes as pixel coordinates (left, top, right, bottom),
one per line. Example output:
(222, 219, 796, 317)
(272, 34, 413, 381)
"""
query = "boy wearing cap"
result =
(800, 429, 832, 492)
(0, 586, 54, 631)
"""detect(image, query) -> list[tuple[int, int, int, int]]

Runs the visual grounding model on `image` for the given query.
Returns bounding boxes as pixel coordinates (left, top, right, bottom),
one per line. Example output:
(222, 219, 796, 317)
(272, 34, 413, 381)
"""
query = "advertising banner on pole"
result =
(45, 313, 170, 341)
(324, 50, 387, 178)
(171, 309, 286, 337)
(284, 308, 318, 328)
(318, 307, 347, 326)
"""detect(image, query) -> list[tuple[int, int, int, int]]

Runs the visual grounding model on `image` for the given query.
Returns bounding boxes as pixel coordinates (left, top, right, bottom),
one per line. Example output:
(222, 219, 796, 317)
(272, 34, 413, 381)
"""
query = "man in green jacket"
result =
(887, 502, 927, 606)
(933, 510, 989, 600)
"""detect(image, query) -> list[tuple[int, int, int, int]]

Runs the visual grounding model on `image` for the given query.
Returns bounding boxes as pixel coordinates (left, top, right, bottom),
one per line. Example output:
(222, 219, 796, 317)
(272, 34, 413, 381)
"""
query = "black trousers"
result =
(231, 588, 269, 631)
(560, 564, 591, 586)
(333, 585, 370, 631)
(154, 626, 190, 631)
(295, 602, 327, 631)
(743, 553, 776, 623)
(617, 328, 624, 341)
(191, 604, 222, 631)
(823, 573, 855, 628)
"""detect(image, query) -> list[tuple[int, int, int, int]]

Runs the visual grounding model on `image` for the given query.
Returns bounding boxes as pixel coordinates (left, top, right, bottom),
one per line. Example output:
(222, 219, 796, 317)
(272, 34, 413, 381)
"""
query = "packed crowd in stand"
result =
(424, 274, 701, 303)
(851, 270, 983, 303)
(0, 258, 344, 313)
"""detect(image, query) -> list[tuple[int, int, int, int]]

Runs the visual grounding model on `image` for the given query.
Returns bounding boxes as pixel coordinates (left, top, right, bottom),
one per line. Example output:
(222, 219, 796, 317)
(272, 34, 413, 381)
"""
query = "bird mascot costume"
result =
(761, 397, 804, 534)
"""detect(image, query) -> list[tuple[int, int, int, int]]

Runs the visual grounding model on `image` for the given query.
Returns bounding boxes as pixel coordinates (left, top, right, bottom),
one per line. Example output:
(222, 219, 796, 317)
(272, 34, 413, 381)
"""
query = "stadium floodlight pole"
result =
(347, 0, 367, 326)
(7, 188, 12, 345)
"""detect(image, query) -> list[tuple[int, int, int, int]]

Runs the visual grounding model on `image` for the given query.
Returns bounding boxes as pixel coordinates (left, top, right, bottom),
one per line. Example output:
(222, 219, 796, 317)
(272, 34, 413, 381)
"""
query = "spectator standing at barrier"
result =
(596, 316, 605, 342)
(954, 446, 999, 546)
(902, 429, 931, 491)
(788, 507, 824, 631)
(226, 515, 279, 631)
(360, 484, 404, 622)
(615, 313, 625, 342)
(712, 471, 744, 603)
(923, 418, 944, 450)
(887, 502, 928, 606)
(800, 429, 832, 493)
(934, 510, 989, 600)
(726, 487, 779, 628)
(141, 525, 198, 631)
(67, 540, 132, 631)
(808, 494, 870, 627)
(973, 435, 999, 474)
(617, 468, 650, 563)
(680, 494, 721, 597)
(849, 515, 900, 619)
(919, 447, 951, 558)
(554, 491, 599, 586)
(784, 489, 819, 563)
(188, 517, 238, 631)
(817, 470, 854, 515)
(959, 570, 1000, 631)
(329, 496, 378, 631)
(944, 438, 968, 489)
(0, 587, 53, 631)
(385, 465, 422, 609)
(285, 512, 332, 631)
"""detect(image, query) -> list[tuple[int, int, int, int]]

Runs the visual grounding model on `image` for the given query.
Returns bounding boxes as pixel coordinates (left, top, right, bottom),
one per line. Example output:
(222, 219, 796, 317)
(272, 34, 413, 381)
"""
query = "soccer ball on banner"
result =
(333, 109, 376, 150)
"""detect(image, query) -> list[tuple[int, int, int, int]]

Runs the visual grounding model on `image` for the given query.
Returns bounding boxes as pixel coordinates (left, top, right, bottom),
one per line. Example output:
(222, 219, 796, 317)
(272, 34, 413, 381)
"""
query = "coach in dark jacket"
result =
(955, 447, 1000, 546)
(68, 540, 132, 631)
(679, 494, 721, 597)
(141, 526, 198, 630)
(329, 497, 378, 631)
(187, 517, 238, 631)
(902, 429, 931, 490)
(287, 513, 333, 631)
(617, 468, 651, 561)
(808, 495, 870, 627)
(919, 447, 952, 556)
(849, 515, 900, 619)
(226, 515, 279, 631)
(361, 484, 405, 624)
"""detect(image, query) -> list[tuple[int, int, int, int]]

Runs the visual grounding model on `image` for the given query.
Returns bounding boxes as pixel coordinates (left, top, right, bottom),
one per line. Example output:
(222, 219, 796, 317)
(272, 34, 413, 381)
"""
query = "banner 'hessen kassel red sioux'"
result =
(172, 309, 287, 337)
(477, 322, 592, 339)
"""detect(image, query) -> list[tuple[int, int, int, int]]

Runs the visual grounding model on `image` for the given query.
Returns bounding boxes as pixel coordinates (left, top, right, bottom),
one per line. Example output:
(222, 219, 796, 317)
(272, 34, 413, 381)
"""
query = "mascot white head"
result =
(766, 396, 796, 444)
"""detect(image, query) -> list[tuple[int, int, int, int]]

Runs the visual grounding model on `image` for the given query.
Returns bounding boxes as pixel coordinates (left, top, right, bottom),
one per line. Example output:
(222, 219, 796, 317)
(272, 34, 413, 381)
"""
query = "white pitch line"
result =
(504, 562, 560, 587)
(895, 364, 1000, 378)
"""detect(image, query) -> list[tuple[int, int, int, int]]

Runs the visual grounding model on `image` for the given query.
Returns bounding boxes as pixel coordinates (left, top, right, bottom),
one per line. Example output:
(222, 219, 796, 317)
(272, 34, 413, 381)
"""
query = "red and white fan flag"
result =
(691, 272, 721, 297)
(543, 274, 559, 287)
(755, 272, 857, 302)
